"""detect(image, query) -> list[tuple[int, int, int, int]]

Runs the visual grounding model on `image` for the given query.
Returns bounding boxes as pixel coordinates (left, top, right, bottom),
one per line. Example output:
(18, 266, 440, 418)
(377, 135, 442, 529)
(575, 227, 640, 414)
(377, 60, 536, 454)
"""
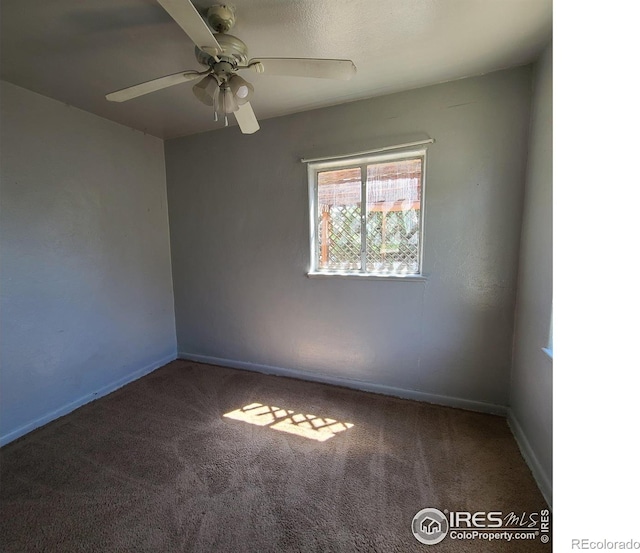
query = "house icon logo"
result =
(412, 508, 449, 545)
(422, 517, 442, 534)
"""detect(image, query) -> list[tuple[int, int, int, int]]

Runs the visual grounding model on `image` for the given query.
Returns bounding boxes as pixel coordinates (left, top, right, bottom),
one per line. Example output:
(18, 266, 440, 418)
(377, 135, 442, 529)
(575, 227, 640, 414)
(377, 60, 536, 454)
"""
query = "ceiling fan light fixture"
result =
(192, 75, 215, 106)
(228, 74, 254, 105)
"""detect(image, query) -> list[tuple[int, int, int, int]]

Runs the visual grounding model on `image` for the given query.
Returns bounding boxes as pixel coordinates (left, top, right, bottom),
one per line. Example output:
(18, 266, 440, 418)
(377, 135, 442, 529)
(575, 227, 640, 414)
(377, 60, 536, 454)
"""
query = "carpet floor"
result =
(0, 360, 551, 552)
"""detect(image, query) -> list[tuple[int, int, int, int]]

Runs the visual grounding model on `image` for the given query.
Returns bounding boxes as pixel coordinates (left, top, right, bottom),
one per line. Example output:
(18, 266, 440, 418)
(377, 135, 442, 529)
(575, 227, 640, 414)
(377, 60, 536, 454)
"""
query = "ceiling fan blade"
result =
(245, 58, 356, 80)
(157, 0, 221, 57)
(234, 102, 260, 134)
(106, 71, 204, 102)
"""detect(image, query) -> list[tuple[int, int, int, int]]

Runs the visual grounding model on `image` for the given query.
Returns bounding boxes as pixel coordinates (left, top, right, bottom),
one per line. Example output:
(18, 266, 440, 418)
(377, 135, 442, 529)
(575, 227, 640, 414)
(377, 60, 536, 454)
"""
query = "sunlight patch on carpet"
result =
(223, 403, 354, 442)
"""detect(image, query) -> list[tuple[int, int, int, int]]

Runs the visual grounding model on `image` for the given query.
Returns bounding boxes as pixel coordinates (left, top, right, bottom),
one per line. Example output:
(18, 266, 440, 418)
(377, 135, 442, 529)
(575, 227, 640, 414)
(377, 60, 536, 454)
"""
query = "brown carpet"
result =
(0, 360, 550, 552)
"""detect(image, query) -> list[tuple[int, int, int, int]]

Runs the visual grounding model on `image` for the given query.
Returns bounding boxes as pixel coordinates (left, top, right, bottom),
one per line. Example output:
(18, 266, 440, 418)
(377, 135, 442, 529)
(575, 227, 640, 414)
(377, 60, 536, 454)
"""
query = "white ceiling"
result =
(1, 0, 552, 139)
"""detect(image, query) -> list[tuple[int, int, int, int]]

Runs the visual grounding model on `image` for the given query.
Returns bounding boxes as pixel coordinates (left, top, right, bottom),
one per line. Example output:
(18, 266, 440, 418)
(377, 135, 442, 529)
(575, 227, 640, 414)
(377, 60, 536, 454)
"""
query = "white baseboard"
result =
(178, 352, 508, 416)
(0, 352, 177, 447)
(507, 410, 552, 508)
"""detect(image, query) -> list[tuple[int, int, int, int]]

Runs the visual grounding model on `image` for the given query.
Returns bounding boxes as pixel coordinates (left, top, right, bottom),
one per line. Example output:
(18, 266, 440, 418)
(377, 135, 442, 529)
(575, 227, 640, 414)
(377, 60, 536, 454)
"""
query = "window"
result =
(543, 306, 553, 359)
(307, 148, 427, 278)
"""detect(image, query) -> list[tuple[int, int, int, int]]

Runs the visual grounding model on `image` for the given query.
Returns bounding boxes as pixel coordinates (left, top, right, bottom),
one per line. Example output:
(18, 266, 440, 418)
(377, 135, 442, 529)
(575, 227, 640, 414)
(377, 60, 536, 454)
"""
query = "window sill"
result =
(307, 271, 428, 282)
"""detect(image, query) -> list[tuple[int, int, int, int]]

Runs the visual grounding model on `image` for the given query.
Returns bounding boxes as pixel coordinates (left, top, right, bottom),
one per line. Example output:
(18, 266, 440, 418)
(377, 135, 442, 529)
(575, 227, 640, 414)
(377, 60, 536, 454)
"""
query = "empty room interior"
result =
(0, 0, 553, 551)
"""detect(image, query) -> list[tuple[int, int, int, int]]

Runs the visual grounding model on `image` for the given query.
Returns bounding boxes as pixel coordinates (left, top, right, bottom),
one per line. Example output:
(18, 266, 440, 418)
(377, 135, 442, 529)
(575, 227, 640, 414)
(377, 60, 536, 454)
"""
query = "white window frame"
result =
(306, 147, 428, 280)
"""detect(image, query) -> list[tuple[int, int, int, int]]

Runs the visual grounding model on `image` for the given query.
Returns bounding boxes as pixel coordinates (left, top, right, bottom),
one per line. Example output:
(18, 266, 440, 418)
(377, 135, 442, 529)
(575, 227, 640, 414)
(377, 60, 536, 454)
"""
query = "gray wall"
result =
(509, 44, 553, 505)
(0, 81, 177, 444)
(165, 66, 532, 411)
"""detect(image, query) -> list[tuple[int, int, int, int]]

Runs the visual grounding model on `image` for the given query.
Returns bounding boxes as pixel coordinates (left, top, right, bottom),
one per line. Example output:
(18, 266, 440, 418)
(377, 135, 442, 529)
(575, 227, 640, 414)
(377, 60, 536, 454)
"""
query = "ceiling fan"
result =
(105, 1, 357, 134)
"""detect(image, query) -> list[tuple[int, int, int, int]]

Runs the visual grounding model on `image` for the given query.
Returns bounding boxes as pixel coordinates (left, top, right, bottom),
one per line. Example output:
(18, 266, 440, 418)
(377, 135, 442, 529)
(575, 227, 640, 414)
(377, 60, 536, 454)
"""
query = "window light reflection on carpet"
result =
(223, 403, 354, 442)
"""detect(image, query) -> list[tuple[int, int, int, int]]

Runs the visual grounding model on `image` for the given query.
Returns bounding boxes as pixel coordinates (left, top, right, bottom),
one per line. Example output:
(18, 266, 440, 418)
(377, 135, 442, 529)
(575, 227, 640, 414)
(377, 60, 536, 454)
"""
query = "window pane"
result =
(317, 167, 362, 270)
(366, 159, 422, 274)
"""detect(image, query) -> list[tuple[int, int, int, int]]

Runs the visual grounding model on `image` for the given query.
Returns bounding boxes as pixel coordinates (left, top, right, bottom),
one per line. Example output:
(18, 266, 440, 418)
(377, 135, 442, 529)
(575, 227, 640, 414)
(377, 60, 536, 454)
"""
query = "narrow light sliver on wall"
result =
(223, 403, 354, 442)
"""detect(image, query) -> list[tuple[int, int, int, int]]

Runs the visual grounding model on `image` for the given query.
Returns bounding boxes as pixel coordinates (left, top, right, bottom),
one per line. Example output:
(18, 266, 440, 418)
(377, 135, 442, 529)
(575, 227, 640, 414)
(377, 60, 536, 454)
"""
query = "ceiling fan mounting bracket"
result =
(206, 4, 236, 33)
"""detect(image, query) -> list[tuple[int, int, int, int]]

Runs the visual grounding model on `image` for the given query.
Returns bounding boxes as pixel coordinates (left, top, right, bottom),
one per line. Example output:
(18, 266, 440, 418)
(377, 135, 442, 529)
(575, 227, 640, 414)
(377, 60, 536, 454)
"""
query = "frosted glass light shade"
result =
(221, 85, 238, 113)
(229, 74, 254, 105)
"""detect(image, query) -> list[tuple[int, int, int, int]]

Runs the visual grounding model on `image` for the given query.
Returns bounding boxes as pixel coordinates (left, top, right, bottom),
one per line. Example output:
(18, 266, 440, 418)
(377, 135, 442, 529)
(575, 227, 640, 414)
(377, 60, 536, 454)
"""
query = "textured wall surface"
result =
(509, 44, 553, 504)
(0, 81, 177, 443)
(165, 66, 532, 410)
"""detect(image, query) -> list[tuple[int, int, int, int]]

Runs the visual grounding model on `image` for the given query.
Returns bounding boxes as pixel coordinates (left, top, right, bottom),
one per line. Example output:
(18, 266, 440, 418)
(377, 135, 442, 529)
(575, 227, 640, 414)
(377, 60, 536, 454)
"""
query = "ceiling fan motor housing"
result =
(195, 32, 248, 71)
